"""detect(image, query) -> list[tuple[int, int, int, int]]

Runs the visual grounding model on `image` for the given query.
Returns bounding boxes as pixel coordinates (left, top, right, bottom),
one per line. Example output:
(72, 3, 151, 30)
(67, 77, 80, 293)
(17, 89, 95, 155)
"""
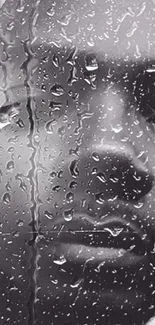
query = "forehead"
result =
(33, 0, 155, 60)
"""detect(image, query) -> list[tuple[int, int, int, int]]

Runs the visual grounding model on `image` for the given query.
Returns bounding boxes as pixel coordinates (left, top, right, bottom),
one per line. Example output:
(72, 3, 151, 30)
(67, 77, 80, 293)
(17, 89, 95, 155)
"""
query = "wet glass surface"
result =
(0, 0, 155, 324)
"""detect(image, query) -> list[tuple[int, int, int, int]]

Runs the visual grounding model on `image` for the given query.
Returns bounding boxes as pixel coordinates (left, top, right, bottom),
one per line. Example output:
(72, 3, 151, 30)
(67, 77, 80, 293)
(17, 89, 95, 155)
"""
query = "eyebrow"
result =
(1, 45, 155, 112)
(44, 44, 155, 78)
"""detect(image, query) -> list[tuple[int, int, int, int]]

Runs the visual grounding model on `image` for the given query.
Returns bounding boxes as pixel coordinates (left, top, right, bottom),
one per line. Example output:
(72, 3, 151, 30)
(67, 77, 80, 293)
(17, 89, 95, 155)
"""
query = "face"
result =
(1, 0, 155, 324)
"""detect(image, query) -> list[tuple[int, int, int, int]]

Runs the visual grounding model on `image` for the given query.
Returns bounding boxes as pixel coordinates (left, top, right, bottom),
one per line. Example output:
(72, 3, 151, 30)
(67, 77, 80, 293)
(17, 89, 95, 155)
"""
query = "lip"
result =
(53, 243, 146, 267)
(54, 217, 149, 255)
(48, 201, 153, 267)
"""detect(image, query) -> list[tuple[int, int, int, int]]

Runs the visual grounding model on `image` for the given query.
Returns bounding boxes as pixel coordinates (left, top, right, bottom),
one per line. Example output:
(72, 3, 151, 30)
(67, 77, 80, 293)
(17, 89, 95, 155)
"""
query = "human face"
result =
(1, 0, 155, 324)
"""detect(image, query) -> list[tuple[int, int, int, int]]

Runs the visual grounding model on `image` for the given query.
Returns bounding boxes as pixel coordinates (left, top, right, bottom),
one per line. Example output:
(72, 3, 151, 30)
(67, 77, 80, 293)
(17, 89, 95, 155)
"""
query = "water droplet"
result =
(69, 160, 79, 178)
(57, 13, 72, 26)
(52, 185, 61, 192)
(16, 118, 25, 128)
(16, 219, 24, 227)
(47, 7, 55, 17)
(95, 261, 106, 272)
(126, 21, 138, 37)
(20, 17, 26, 25)
(95, 192, 105, 204)
(53, 256, 67, 265)
(63, 208, 73, 221)
(12, 231, 19, 238)
(136, 130, 143, 138)
(84, 73, 96, 86)
(133, 202, 144, 209)
(58, 170, 63, 178)
(70, 277, 83, 288)
(44, 210, 54, 220)
(6, 160, 14, 171)
(49, 171, 57, 178)
(45, 120, 54, 134)
(66, 47, 77, 66)
(85, 55, 98, 71)
(8, 147, 14, 153)
(51, 278, 58, 285)
(58, 126, 66, 136)
(2, 192, 11, 204)
(111, 124, 123, 133)
(109, 175, 119, 183)
(92, 152, 100, 162)
(16, 4, 25, 12)
(49, 101, 62, 111)
(67, 66, 78, 85)
(97, 172, 106, 183)
(5, 181, 11, 191)
(66, 191, 74, 203)
(118, 249, 125, 257)
(69, 181, 77, 189)
(91, 167, 97, 174)
(20, 182, 27, 192)
(52, 54, 60, 68)
(41, 84, 47, 92)
(131, 214, 137, 221)
(6, 21, 14, 30)
(87, 36, 95, 47)
(133, 174, 141, 181)
(104, 227, 123, 237)
(50, 84, 64, 96)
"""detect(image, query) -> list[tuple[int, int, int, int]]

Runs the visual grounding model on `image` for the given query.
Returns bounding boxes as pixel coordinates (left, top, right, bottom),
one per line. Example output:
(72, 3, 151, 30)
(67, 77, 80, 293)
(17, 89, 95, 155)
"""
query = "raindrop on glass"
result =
(92, 152, 100, 162)
(69, 160, 79, 178)
(47, 6, 55, 17)
(16, 219, 24, 227)
(52, 54, 60, 68)
(44, 210, 54, 220)
(50, 84, 64, 96)
(104, 227, 123, 237)
(6, 160, 14, 171)
(97, 172, 106, 183)
(63, 208, 73, 221)
(85, 55, 98, 71)
(66, 191, 74, 203)
(53, 256, 67, 265)
(69, 181, 77, 189)
(111, 124, 123, 133)
(45, 120, 54, 134)
(2, 192, 11, 204)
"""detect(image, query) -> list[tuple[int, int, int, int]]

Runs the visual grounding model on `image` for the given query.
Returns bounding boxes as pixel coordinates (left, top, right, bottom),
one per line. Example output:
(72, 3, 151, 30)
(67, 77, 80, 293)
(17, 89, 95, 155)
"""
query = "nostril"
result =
(97, 153, 154, 201)
(124, 170, 154, 201)
(78, 148, 155, 202)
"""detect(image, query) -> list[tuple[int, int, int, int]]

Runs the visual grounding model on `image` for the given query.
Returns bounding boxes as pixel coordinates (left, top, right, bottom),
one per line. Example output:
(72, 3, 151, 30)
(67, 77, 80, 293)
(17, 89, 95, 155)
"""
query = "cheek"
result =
(0, 123, 32, 319)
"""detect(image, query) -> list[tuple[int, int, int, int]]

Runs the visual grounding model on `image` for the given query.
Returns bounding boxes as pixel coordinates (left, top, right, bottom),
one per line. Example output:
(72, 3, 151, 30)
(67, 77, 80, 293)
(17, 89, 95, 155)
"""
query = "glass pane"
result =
(0, 1, 155, 325)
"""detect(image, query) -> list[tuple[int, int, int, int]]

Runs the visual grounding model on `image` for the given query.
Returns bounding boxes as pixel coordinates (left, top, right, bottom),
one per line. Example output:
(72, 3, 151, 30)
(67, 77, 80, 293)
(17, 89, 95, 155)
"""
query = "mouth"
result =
(49, 202, 153, 268)
(39, 206, 155, 323)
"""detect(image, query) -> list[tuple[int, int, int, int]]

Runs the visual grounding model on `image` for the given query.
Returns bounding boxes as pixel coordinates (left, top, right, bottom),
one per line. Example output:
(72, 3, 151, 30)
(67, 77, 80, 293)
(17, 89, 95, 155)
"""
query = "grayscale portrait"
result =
(0, 0, 155, 324)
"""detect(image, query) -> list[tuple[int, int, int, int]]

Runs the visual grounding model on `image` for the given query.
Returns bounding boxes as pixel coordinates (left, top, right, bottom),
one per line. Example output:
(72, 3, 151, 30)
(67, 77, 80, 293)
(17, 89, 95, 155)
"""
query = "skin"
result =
(1, 0, 155, 324)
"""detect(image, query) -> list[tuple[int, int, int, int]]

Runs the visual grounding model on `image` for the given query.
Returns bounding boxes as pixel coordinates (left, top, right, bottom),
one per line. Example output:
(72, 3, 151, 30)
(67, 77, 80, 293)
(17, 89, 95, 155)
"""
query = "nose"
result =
(76, 146, 154, 202)
(75, 85, 154, 202)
